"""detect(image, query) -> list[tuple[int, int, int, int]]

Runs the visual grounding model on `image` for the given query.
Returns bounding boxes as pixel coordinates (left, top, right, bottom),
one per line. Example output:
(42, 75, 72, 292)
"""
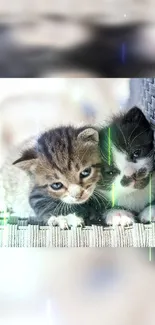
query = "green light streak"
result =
(4, 211, 7, 225)
(0, 210, 9, 247)
(0, 210, 9, 226)
(108, 127, 111, 166)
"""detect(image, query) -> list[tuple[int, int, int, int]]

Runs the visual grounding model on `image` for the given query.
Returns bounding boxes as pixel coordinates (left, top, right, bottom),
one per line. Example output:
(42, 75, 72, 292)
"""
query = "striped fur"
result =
(12, 126, 103, 224)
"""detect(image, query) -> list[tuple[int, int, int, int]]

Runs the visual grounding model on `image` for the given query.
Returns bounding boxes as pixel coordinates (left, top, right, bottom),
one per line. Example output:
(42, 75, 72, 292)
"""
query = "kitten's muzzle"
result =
(121, 168, 148, 187)
(67, 184, 94, 203)
(68, 185, 84, 199)
(134, 168, 147, 180)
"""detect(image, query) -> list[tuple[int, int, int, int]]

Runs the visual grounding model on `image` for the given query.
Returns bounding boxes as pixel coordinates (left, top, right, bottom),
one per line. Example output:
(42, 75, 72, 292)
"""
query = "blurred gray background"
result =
(0, 0, 155, 77)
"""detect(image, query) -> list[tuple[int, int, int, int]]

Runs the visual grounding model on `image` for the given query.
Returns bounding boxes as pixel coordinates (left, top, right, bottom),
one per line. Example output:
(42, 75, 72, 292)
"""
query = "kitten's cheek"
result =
(80, 189, 94, 202)
(86, 186, 96, 197)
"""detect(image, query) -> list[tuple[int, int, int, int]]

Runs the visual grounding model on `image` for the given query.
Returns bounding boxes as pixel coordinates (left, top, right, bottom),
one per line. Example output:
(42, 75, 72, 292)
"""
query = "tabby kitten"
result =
(99, 106, 155, 226)
(0, 126, 102, 229)
(29, 126, 103, 228)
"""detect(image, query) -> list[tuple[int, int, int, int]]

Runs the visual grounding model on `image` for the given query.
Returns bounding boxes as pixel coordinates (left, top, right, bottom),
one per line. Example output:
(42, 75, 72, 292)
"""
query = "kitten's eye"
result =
(105, 168, 120, 176)
(50, 182, 63, 190)
(106, 171, 114, 176)
(133, 149, 141, 159)
(80, 167, 92, 179)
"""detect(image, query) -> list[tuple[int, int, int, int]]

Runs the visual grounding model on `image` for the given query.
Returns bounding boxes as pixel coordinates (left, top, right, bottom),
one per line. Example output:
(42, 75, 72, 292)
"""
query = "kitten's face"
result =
(13, 126, 101, 205)
(99, 107, 154, 198)
(43, 163, 100, 205)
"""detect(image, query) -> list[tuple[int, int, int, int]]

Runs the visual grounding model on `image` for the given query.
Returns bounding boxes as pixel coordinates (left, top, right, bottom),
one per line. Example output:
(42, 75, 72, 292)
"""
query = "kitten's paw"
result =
(103, 209, 135, 226)
(47, 214, 85, 230)
(66, 213, 85, 228)
(48, 216, 69, 230)
(139, 205, 155, 223)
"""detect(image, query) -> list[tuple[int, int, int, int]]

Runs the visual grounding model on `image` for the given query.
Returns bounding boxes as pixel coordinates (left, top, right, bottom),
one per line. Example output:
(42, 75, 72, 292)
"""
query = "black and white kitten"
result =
(99, 106, 155, 226)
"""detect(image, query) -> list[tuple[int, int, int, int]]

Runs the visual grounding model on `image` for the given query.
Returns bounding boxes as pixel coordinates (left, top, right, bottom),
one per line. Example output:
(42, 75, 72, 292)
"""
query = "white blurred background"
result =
(0, 0, 155, 25)
(0, 249, 155, 325)
(0, 78, 130, 167)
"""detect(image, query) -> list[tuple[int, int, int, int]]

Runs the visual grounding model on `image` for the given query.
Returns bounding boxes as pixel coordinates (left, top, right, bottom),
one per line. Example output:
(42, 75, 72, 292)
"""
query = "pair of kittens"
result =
(0, 106, 155, 229)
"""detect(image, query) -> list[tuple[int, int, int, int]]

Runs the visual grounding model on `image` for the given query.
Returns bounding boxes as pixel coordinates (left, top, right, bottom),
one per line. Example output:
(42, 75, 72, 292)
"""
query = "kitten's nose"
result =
(69, 185, 82, 199)
(124, 166, 136, 177)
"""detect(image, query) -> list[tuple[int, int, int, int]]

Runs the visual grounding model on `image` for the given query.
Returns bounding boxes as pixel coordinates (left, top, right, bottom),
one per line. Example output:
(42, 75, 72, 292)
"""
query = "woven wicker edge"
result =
(0, 223, 155, 247)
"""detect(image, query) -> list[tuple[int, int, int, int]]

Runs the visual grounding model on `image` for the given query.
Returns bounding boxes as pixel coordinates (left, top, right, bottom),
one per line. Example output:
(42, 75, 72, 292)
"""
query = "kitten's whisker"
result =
(92, 194, 101, 209)
(128, 114, 142, 143)
(60, 202, 67, 216)
(38, 203, 53, 221)
(94, 189, 106, 197)
(100, 150, 108, 163)
(130, 128, 150, 147)
(93, 191, 107, 209)
(69, 205, 74, 215)
(94, 194, 107, 206)
(93, 192, 103, 209)
(145, 149, 154, 158)
(61, 201, 69, 216)
(59, 202, 64, 216)
(116, 125, 127, 146)
(65, 202, 69, 216)
(94, 190, 107, 201)
(53, 201, 63, 216)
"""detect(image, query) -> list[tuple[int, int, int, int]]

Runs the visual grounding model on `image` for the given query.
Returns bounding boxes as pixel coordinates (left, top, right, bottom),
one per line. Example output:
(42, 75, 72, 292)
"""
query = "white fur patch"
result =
(103, 209, 135, 226)
(48, 214, 85, 230)
(139, 205, 155, 223)
(62, 197, 78, 204)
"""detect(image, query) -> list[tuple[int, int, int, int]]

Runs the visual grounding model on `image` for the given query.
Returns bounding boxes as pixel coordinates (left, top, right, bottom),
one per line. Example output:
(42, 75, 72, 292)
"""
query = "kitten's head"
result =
(13, 126, 101, 204)
(99, 107, 154, 196)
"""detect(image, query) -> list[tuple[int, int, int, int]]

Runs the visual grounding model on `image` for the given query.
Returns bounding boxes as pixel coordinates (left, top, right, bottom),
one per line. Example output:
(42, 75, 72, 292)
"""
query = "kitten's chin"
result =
(62, 198, 87, 205)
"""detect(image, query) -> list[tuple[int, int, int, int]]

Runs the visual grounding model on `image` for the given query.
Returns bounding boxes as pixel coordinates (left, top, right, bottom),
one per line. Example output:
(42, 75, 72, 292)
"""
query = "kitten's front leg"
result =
(29, 187, 85, 229)
(48, 214, 85, 230)
(138, 205, 155, 223)
(102, 209, 135, 226)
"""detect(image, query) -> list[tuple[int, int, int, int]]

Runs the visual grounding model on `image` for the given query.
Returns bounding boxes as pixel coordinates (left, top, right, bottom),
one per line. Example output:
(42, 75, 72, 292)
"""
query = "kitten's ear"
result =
(13, 148, 38, 172)
(123, 107, 149, 125)
(77, 128, 99, 143)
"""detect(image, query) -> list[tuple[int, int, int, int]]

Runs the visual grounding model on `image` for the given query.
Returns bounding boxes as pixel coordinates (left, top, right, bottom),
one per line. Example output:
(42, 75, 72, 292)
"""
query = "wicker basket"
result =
(1, 223, 155, 247)
(0, 78, 155, 247)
